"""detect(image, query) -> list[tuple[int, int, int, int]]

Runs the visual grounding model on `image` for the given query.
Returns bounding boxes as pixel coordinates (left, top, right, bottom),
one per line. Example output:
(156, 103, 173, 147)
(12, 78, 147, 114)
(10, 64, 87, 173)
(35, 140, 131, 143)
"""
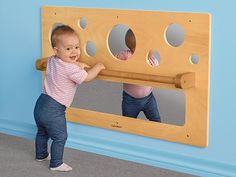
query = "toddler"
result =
(34, 25, 105, 171)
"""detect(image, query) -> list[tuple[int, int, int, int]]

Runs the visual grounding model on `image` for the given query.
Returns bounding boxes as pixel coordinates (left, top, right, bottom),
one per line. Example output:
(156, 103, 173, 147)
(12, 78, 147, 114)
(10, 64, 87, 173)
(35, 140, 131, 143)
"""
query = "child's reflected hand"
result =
(148, 56, 159, 67)
(76, 62, 91, 69)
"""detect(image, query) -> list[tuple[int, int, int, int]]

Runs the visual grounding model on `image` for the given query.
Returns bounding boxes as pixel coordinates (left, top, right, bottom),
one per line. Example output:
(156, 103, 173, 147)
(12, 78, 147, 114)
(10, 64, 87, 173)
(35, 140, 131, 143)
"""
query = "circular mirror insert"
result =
(108, 24, 136, 61)
(85, 41, 96, 57)
(165, 23, 185, 47)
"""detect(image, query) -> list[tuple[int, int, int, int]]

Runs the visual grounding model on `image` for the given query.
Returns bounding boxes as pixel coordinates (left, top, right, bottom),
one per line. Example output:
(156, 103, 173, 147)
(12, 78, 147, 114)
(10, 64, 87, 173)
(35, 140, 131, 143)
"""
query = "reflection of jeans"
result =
(122, 91, 161, 122)
(34, 94, 67, 168)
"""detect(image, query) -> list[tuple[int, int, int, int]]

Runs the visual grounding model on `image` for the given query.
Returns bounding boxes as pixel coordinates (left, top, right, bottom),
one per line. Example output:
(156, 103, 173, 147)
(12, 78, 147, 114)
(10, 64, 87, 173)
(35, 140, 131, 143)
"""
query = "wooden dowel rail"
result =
(36, 58, 195, 89)
(100, 70, 174, 84)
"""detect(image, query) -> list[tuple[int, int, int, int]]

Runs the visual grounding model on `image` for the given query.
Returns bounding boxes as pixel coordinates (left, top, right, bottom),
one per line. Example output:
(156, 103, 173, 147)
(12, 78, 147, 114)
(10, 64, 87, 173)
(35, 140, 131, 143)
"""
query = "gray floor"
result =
(0, 133, 198, 177)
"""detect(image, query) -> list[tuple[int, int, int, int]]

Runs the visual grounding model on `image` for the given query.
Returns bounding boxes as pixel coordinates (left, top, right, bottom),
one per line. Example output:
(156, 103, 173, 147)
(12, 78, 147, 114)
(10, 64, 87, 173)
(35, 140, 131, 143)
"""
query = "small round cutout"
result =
(147, 50, 160, 67)
(78, 17, 87, 29)
(85, 41, 96, 57)
(189, 54, 199, 64)
(108, 24, 136, 61)
(165, 23, 185, 47)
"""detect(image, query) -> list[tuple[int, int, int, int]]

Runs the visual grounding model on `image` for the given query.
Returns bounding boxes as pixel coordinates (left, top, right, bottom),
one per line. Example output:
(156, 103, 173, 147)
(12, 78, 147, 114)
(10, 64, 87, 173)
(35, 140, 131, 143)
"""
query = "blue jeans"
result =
(34, 94, 67, 168)
(122, 91, 161, 122)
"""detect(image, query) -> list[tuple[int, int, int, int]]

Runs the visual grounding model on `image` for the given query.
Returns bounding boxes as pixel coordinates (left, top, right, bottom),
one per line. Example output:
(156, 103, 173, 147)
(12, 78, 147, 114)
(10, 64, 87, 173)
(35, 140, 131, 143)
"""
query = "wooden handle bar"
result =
(36, 58, 195, 89)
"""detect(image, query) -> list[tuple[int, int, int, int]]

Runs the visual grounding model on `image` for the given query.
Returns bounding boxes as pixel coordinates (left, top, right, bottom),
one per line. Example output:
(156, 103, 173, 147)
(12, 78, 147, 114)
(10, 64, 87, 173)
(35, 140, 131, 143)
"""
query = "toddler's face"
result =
(54, 33, 81, 63)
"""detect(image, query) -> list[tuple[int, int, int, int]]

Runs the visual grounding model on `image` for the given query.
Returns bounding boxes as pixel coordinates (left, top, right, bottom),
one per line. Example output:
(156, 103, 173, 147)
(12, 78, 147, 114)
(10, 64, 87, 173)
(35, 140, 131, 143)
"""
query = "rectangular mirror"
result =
(71, 80, 186, 126)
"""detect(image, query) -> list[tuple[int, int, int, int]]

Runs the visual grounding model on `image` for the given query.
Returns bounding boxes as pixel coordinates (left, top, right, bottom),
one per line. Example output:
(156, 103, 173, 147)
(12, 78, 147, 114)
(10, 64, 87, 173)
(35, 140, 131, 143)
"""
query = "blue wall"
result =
(1, 1, 236, 176)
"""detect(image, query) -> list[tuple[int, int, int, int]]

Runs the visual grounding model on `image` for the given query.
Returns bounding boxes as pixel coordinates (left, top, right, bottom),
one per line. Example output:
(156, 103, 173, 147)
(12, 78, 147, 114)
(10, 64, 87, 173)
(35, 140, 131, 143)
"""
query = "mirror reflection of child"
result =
(34, 25, 105, 172)
(116, 29, 161, 122)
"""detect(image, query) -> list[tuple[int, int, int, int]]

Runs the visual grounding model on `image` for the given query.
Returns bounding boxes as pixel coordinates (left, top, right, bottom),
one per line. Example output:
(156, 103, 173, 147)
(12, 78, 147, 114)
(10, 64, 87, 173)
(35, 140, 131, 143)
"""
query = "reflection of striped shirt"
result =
(43, 56, 88, 107)
(116, 50, 153, 98)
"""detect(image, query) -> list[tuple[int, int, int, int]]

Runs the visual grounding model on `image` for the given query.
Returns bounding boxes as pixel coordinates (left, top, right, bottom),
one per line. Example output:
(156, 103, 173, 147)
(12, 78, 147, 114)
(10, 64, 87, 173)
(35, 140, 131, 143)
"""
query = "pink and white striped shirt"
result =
(116, 50, 153, 98)
(43, 56, 88, 107)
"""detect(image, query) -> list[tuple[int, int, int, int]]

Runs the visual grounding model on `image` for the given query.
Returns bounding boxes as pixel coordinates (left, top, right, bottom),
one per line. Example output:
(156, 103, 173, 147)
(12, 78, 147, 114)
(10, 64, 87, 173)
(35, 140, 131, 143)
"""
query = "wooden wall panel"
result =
(40, 6, 211, 147)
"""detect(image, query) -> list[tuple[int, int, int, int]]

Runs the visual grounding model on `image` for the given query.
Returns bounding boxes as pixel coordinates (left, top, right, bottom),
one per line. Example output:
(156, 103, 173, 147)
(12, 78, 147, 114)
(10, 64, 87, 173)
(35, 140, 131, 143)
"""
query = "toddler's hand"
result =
(96, 62, 106, 70)
(76, 62, 91, 69)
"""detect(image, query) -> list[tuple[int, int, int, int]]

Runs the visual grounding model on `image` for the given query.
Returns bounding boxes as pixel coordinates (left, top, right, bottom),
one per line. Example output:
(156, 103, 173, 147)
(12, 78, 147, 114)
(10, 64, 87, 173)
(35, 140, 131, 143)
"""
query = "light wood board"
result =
(41, 6, 211, 147)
